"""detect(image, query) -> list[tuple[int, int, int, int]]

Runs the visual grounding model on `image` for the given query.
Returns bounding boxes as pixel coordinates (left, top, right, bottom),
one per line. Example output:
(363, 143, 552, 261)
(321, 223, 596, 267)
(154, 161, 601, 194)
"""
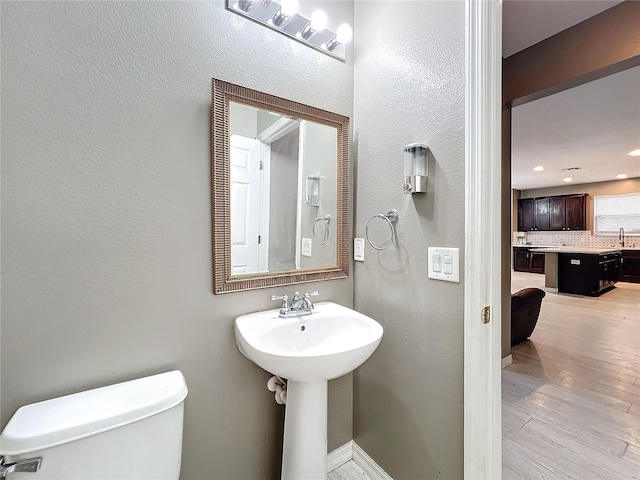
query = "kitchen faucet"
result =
(619, 227, 625, 247)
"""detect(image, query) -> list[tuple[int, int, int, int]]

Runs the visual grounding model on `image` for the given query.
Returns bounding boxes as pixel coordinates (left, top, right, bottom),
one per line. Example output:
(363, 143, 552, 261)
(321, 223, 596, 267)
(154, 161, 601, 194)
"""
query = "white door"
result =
(230, 135, 262, 275)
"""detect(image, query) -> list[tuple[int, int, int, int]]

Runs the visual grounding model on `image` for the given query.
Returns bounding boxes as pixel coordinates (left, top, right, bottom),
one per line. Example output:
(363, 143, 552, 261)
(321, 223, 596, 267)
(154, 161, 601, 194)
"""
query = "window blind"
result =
(594, 193, 640, 235)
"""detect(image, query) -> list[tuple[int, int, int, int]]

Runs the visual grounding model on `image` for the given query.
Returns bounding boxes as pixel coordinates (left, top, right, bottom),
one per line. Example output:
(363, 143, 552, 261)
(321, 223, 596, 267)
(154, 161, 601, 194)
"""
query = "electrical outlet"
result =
(301, 238, 312, 257)
(354, 238, 365, 261)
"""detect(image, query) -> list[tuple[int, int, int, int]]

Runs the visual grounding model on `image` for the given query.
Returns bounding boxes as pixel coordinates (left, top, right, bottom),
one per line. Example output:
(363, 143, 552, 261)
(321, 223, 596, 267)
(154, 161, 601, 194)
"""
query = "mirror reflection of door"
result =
(230, 135, 267, 275)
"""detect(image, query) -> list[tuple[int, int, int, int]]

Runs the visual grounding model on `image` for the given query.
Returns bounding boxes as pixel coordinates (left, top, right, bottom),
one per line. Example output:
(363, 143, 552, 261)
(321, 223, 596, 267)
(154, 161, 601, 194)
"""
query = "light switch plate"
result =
(354, 238, 365, 262)
(301, 238, 312, 257)
(428, 247, 460, 283)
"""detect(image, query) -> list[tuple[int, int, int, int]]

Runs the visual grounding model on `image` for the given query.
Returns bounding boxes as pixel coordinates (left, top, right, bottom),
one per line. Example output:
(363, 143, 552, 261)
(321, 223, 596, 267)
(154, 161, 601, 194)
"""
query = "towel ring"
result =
(313, 214, 331, 245)
(366, 209, 399, 251)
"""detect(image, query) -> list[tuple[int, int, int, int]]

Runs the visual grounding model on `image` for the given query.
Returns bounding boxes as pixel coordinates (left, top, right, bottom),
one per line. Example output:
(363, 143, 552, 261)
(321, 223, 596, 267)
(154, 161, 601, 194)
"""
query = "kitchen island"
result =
(530, 246, 622, 296)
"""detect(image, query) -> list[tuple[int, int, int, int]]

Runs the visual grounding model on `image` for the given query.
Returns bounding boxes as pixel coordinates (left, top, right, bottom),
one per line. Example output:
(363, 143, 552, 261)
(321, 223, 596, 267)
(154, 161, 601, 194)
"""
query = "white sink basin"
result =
(235, 301, 383, 479)
(235, 301, 383, 381)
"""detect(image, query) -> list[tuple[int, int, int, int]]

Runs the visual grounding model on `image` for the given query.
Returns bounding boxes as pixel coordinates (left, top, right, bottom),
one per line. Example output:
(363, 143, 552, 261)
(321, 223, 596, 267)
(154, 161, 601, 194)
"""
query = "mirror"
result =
(212, 79, 350, 294)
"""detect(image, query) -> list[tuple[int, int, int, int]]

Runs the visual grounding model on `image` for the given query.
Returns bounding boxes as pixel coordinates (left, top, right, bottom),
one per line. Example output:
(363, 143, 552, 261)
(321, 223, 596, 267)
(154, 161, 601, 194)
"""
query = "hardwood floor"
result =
(504, 272, 640, 479)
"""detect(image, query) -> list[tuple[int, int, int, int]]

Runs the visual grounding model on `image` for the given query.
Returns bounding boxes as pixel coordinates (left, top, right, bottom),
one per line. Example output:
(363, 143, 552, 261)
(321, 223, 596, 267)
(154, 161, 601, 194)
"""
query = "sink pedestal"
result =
(281, 380, 327, 480)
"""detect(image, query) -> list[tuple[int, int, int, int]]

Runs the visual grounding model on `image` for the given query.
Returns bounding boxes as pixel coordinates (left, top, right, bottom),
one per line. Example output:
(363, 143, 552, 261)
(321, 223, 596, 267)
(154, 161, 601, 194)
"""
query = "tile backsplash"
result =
(514, 230, 639, 248)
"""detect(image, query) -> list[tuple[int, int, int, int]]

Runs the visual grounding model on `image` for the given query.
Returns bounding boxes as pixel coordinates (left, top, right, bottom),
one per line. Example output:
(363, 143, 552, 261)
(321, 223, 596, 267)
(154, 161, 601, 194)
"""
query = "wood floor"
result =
(504, 271, 640, 479)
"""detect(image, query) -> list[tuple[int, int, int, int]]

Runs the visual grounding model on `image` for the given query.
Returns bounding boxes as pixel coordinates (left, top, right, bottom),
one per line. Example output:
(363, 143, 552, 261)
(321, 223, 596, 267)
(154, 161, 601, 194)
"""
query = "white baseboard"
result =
(352, 442, 393, 480)
(327, 441, 353, 472)
(501, 354, 513, 369)
(328, 441, 393, 479)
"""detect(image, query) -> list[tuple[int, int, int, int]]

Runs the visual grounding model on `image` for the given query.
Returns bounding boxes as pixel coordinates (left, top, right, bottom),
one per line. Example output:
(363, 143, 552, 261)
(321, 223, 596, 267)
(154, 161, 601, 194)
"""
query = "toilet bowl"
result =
(0, 370, 188, 480)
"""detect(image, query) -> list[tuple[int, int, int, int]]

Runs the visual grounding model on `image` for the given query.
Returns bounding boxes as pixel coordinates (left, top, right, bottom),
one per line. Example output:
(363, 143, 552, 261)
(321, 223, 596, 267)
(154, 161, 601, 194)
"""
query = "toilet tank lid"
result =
(0, 370, 188, 456)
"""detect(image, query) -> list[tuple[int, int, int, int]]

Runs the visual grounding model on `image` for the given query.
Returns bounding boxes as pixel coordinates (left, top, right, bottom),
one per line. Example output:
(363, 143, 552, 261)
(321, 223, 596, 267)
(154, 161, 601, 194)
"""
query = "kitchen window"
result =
(594, 192, 640, 236)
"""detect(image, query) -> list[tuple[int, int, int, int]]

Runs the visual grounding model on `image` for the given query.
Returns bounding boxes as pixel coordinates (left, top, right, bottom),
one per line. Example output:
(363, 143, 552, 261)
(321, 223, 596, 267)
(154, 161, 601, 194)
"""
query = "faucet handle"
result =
(303, 291, 319, 309)
(271, 294, 289, 310)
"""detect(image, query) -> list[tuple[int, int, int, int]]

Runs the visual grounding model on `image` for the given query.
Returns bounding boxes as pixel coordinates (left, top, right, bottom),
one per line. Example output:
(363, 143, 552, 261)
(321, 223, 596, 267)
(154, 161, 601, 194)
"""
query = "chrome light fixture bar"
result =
(226, 0, 350, 61)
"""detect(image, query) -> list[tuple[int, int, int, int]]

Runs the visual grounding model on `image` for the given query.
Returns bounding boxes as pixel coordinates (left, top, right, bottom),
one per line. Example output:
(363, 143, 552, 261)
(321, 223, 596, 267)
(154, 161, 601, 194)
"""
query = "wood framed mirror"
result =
(211, 79, 350, 294)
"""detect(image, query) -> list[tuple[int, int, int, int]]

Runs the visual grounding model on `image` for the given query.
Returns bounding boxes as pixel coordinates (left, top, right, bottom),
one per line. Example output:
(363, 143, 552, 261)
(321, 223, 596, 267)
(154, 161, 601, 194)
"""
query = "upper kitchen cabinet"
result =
(564, 194, 587, 230)
(534, 198, 550, 231)
(518, 198, 535, 231)
(517, 194, 587, 232)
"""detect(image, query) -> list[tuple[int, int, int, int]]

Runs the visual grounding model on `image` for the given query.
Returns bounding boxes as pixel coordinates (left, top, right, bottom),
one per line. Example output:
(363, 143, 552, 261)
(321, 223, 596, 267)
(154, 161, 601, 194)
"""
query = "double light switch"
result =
(428, 247, 460, 283)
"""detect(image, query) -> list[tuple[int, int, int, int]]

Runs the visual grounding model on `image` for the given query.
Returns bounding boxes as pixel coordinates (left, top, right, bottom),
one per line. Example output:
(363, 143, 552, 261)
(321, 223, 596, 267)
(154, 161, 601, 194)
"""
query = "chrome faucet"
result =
(271, 291, 319, 318)
(619, 227, 625, 247)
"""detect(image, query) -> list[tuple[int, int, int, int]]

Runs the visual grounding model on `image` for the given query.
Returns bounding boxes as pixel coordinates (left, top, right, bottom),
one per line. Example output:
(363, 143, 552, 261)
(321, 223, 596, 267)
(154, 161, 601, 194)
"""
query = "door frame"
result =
(464, 0, 502, 478)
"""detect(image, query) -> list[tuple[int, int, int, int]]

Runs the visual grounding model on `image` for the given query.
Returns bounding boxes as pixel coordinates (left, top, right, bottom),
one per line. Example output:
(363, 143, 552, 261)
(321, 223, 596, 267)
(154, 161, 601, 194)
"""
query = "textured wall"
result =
(0, 2, 353, 478)
(352, 1, 465, 478)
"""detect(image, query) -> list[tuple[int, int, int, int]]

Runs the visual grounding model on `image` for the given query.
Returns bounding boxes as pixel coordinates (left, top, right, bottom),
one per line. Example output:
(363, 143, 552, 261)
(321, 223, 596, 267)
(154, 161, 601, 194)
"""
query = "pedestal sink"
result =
(235, 302, 383, 480)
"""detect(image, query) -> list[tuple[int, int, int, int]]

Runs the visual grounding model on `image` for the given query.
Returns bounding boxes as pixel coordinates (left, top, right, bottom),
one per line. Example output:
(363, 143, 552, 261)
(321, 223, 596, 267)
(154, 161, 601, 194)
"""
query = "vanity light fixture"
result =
(403, 143, 428, 194)
(616, 173, 628, 179)
(300, 10, 327, 40)
(563, 177, 573, 182)
(627, 149, 640, 156)
(271, 0, 298, 26)
(533, 166, 544, 172)
(226, 0, 351, 61)
(326, 24, 353, 52)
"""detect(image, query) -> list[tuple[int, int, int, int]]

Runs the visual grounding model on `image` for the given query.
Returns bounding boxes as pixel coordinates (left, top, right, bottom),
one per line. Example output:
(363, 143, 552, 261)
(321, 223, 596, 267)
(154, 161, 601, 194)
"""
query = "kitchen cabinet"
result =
(620, 250, 640, 283)
(517, 194, 586, 231)
(517, 198, 534, 232)
(564, 194, 587, 230)
(549, 196, 565, 231)
(513, 247, 545, 274)
(557, 252, 621, 296)
(534, 198, 550, 231)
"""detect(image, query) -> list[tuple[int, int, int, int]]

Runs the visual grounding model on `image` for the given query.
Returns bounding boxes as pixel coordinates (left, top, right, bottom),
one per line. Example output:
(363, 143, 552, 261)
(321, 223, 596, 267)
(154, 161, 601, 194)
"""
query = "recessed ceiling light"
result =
(563, 177, 572, 182)
(616, 173, 628, 179)
(628, 149, 640, 157)
(533, 166, 544, 172)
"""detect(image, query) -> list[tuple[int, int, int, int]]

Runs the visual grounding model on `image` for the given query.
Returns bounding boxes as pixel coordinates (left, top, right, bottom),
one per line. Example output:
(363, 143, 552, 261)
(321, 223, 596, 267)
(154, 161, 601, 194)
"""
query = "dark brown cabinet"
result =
(620, 250, 640, 283)
(565, 194, 587, 230)
(549, 196, 565, 231)
(558, 252, 621, 296)
(517, 198, 534, 232)
(534, 198, 550, 231)
(513, 247, 545, 274)
(517, 194, 586, 231)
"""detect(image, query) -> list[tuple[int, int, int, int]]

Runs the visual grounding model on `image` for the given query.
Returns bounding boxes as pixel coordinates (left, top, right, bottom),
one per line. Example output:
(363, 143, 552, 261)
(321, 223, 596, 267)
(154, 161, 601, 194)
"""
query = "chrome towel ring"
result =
(313, 214, 331, 245)
(366, 209, 399, 251)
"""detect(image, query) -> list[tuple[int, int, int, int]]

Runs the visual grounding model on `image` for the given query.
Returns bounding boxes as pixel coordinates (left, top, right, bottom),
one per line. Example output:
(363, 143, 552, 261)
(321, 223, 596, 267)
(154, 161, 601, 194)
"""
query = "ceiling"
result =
(511, 65, 640, 190)
(504, 0, 639, 191)
(502, 0, 624, 57)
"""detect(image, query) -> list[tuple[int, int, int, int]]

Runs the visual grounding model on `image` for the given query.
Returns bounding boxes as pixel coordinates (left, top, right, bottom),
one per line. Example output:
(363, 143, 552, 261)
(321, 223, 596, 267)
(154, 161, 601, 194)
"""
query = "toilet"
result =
(0, 370, 188, 479)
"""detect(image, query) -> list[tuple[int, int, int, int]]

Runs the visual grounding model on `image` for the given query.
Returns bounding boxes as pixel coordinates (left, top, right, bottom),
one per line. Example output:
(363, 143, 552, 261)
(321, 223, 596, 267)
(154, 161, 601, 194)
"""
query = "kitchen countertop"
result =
(529, 246, 622, 254)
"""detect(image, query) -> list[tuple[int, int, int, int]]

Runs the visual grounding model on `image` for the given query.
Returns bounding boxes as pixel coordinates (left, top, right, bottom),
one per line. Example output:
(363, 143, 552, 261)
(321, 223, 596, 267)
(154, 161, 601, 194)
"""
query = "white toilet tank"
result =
(0, 370, 188, 480)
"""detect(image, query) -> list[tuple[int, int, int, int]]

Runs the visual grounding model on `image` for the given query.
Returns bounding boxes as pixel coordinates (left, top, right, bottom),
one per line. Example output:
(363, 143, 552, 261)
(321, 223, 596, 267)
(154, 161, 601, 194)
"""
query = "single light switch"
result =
(301, 238, 312, 257)
(433, 254, 442, 272)
(443, 255, 453, 274)
(428, 247, 460, 283)
(354, 238, 365, 262)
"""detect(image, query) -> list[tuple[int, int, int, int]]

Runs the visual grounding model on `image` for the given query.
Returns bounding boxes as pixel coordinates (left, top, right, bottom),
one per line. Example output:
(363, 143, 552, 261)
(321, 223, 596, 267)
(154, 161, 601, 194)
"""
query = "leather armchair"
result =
(511, 288, 546, 346)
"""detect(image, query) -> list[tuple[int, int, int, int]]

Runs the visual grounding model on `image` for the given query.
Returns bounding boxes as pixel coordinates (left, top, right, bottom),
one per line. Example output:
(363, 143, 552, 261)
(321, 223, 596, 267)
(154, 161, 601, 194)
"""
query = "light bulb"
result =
(280, 0, 298, 17)
(616, 173, 628, 179)
(310, 10, 327, 32)
(336, 24, 352, 44)
(563, 177, 572, 182)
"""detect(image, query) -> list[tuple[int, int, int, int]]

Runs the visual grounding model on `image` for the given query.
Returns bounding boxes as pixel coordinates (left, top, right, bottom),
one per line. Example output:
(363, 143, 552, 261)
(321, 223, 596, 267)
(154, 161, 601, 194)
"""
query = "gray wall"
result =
(299, 122, 339, 269)
(352, 1, 465, 478)
(269, 128, 299, 271)
(0, 2, 354, 478)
